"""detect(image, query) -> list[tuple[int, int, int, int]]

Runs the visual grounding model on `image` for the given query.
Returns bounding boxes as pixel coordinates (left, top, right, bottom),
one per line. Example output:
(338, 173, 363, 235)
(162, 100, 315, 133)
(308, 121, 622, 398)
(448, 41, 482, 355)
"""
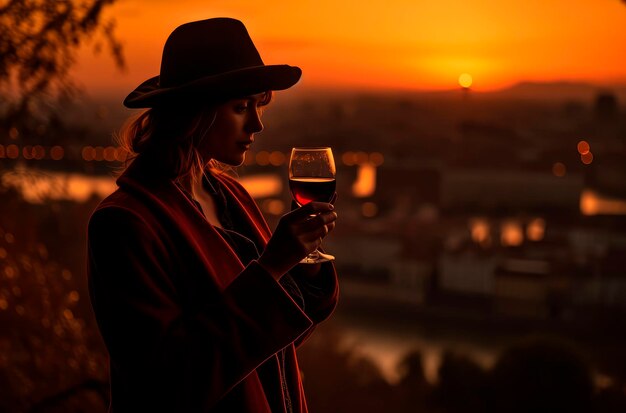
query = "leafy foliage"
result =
(0, 0, 123, 123)
(0, 190, 108, 412)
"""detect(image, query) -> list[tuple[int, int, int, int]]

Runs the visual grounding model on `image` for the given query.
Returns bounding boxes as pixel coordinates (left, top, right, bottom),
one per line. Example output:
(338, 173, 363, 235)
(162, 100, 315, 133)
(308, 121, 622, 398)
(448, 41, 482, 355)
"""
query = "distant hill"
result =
(481, 81, 626, 102)
(337, 81, 626, 104)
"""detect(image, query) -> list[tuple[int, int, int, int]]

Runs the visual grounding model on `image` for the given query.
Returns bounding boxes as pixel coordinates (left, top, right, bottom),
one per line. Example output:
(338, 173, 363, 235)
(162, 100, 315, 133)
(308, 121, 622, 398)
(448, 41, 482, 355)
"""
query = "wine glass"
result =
(289, 147, 336, 264)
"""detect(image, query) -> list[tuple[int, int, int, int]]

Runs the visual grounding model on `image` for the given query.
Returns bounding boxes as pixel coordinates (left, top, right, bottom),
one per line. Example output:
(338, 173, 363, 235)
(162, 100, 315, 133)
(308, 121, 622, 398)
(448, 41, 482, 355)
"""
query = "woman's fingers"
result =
(285, 202, 334, 223)
(326, 221, 336, 233)
(259, 201, 338, 278)
(298, 211, 337, 233)
(282, 202, 337, 243)
(299, 223, 330, 243)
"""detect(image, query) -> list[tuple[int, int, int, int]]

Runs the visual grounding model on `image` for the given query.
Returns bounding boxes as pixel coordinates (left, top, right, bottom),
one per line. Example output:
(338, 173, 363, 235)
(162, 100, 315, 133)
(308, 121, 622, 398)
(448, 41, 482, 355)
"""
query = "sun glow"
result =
(71, 0, 626, 95)
(459, 73, 473, 89)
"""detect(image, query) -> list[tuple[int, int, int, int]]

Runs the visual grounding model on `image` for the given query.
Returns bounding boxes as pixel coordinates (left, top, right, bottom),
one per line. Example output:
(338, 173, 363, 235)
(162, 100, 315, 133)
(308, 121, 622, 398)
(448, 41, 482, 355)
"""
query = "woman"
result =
(87, 18, 339, 413)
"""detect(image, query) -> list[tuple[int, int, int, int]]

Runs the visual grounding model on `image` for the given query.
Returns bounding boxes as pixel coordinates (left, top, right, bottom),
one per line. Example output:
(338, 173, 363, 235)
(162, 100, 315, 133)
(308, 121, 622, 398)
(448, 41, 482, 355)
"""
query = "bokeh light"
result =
(68, 291, 80, 303)
(342, 151, 357, 166)
(269, 151, 286, 166)
(355, 151, 369, 165)
(577, 140, 590, 155)
(362, 201, 378, 217)
(82, 146, 95, 161)
(63, 309, 74, 320)
(501, 220, 524, 247)
(8, 127, 19, 139)
(243, 150, 255, 165)
(552, 162, 566, 177)
(469, 218, 491, 247)
(103, 146, 117, 162)
(256, 151, 270, 166)
(581, 151, 594, 165)
(33, 145, 45, 160)
(22, 145, 34, 160)
(50, 146, 65, 160)
(94, 146, 104, 161)
(6, 144, 18, 159)
(526, 218, 546, 241)
(115, 147, 128, 162)
(369, 152, 384, 166)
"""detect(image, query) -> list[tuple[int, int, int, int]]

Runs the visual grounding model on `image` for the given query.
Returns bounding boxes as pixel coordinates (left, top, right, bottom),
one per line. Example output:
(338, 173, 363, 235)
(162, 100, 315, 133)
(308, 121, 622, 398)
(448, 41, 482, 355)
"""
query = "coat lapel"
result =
(116, 158, 247, 290)
(212, 172, 272, 249)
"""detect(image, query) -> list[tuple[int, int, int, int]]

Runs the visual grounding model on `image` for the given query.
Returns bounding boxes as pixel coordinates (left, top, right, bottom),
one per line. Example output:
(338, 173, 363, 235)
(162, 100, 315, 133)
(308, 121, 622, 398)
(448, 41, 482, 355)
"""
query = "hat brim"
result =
(124, 64, 302, 108)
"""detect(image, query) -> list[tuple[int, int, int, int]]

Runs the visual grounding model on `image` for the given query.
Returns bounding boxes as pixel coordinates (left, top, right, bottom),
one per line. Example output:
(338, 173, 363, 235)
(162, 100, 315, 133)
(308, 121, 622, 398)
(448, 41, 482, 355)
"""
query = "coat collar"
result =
(115, 155, 270, 289)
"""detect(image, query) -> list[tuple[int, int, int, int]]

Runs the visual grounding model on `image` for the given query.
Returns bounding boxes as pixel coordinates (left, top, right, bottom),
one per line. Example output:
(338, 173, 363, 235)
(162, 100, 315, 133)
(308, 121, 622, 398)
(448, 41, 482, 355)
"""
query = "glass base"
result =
(299, 250, 335, 264)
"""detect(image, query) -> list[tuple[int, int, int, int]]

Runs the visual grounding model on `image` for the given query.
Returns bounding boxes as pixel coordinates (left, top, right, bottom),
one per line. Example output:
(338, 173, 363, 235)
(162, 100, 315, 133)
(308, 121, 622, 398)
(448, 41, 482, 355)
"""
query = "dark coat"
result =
(87, 156, 338, 412)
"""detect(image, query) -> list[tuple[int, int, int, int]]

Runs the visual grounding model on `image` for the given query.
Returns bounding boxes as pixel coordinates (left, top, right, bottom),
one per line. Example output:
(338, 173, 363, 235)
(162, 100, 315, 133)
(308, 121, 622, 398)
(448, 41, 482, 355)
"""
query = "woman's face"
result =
(199, 93, 267, 166)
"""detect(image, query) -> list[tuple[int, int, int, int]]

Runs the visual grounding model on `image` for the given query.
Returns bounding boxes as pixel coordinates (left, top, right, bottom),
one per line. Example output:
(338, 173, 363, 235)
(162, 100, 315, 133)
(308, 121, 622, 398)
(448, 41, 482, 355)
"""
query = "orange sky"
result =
(73, 0, 626, 98)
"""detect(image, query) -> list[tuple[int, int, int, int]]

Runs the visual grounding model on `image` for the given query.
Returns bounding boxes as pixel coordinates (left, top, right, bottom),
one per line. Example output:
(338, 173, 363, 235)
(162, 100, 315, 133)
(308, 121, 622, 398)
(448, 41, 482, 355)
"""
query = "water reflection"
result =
(0, 167, 284, 204)
(337, 319, 497, 385)
(580, 189, 626, 215)
(1, 167, 116, 204)
(3, 167, 626, 219)
(352, 164, 377, 198)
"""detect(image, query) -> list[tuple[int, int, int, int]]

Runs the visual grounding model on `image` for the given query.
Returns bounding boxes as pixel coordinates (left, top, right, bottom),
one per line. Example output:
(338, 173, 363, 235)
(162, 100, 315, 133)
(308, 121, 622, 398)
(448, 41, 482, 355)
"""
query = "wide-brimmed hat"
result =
(123, 18, 302, 108)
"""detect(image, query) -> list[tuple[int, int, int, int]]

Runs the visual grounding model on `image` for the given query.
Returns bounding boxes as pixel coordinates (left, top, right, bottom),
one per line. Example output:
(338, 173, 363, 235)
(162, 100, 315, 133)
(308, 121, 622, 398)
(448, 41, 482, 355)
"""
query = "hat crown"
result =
(159, 18, 264, 87)
(123, 17, 301, 108)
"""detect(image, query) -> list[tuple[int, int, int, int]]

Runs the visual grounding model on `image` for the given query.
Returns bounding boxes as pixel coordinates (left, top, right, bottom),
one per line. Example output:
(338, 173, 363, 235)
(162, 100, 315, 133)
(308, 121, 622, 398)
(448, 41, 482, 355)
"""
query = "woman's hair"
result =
(115, 91, 273, 186)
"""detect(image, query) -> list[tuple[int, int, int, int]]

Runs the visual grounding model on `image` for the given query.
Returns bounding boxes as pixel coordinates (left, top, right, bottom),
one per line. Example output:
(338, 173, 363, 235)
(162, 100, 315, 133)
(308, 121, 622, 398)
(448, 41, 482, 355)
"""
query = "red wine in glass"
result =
(288, 147, 336, 264)
(289, 177, 336, 206)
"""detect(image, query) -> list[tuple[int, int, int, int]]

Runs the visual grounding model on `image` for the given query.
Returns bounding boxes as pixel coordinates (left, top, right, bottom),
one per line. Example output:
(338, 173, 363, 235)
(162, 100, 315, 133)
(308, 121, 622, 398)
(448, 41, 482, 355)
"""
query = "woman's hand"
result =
(258, 202, 337, 280)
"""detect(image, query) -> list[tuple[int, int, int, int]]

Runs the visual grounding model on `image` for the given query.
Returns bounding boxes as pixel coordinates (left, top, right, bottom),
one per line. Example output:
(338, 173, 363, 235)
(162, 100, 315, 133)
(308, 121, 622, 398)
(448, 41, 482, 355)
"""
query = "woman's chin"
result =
(220, 156, 245, 167)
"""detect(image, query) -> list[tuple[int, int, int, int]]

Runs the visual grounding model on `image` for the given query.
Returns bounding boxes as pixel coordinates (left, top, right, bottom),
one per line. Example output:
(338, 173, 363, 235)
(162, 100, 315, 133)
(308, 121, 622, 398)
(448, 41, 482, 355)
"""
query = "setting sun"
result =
(458, 73, 473, 89)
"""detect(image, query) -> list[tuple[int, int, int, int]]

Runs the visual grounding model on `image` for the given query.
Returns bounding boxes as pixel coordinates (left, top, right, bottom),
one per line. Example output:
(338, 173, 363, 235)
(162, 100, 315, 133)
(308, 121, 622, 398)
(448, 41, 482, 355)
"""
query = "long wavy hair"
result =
(115, 92, 272, 187)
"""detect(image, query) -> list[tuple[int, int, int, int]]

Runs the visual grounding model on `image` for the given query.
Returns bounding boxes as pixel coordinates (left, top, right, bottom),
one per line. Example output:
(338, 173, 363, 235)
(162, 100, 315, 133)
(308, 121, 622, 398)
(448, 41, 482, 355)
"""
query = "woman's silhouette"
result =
(87, 17, 338, 412)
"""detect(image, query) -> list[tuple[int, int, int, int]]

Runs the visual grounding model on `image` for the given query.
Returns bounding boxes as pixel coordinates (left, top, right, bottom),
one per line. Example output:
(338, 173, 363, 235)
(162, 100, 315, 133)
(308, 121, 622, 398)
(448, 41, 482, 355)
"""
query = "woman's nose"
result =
(247, 109, 264, 133)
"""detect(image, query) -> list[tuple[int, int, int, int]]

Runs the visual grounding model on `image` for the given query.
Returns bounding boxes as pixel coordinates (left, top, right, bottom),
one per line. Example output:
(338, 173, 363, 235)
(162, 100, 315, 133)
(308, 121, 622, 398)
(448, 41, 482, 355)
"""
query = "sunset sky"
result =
(74, 0, 626, 97)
